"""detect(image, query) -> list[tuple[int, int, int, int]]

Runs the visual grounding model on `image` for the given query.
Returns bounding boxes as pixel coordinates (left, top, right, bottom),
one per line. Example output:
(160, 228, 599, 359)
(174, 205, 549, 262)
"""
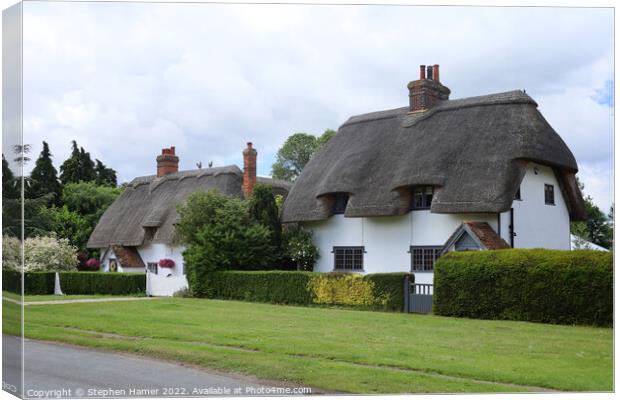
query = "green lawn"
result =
(2, 291, 143, 302)
(2, 297, 612, 393)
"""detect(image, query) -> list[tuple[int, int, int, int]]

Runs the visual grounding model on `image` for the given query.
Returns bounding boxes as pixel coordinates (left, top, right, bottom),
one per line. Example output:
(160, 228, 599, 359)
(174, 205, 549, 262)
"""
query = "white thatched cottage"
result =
(87, 143, 290, 295)
(281, 65, 586, 284)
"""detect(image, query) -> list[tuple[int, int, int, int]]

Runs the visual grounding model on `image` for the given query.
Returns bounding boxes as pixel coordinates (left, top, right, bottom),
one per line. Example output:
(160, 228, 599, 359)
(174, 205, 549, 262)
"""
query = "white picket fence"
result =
(146, 272, 189, 297)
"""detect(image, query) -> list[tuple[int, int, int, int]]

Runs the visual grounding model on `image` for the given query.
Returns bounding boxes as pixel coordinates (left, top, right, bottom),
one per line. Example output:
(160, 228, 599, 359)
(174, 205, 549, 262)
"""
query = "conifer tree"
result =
(94, 159, 117, 187)
(28, 141, 62, 204)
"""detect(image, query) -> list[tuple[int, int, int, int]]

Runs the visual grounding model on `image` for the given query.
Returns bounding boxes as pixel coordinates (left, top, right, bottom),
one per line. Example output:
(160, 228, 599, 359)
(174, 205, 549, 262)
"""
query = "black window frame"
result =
(410, 186, 434, 210)
(544, 184, 555, 205)
(332, 193, 349, 215)
(410, 246, 442, 272)
(147, 262, 158, 275)
(332, 246, 365, 271)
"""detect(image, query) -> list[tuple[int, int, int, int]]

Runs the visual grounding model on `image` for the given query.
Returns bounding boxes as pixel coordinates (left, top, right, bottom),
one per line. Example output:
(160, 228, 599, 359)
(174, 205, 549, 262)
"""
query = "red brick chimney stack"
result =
(156, 146, 179, 177)
(242, 142, 257, 199)
(407, 64, 450, 113)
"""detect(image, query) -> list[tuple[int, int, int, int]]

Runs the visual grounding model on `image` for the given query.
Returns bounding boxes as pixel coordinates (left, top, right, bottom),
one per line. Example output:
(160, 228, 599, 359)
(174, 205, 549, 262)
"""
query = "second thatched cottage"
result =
(281, 65, 586, 284)
(87, 143, 290, 295)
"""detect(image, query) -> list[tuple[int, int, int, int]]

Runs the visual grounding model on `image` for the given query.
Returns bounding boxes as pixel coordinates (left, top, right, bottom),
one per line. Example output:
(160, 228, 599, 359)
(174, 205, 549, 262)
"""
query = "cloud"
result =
(20, 3, 614, 210)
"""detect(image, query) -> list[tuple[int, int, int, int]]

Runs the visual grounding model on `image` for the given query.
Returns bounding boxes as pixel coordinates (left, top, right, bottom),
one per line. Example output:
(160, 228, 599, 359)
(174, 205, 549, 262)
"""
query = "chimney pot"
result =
(419, 65, 426, 80)
(426, 66, 433, 80)
(433, 64, 440, 82)
(156, 146, 179, 177)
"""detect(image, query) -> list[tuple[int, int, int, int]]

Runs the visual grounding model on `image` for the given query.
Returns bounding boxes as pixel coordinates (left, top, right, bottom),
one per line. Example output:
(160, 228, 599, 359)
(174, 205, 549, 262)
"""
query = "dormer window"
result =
(410, 186, 434, 210)
(332, 193, 349, 215)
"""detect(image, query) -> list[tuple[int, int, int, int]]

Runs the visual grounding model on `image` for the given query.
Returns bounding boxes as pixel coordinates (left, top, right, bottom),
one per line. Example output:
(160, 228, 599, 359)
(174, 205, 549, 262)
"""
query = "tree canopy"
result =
(571, 177, 613, 249)
(271, 129, 337, 182)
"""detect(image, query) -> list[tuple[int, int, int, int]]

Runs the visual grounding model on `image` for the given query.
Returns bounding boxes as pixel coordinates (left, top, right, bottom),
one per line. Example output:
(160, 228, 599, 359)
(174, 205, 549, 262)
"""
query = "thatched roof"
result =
(282, 90, 586, 222)
(88, 166, 291, 248)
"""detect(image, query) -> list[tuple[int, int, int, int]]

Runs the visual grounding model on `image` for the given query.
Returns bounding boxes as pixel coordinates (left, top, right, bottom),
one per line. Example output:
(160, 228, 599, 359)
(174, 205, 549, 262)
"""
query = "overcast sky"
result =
(17, 2, 614, 211)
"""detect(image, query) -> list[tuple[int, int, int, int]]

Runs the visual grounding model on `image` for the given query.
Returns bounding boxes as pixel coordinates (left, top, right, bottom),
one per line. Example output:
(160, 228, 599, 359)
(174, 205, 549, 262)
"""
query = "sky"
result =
(14, 2, 614, 212)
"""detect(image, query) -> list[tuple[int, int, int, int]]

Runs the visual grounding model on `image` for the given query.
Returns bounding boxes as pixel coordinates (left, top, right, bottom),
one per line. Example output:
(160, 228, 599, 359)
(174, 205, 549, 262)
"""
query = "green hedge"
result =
(434, 249, 613, 326)
(59, 272, 146, 295)
(2, 270, 146, 295)
(200, 271, 411, 312)
(2, 270, 56, 295)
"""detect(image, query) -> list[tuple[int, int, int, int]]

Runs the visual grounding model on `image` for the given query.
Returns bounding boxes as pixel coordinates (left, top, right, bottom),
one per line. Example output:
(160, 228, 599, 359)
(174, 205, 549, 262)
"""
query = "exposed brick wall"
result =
(242, 142, 257, 199)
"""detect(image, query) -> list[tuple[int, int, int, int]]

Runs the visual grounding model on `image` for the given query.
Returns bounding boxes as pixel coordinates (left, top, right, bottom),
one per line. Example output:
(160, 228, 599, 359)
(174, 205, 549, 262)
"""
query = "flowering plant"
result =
(84, 258, 101, 271)
(158, 258, 175, 268)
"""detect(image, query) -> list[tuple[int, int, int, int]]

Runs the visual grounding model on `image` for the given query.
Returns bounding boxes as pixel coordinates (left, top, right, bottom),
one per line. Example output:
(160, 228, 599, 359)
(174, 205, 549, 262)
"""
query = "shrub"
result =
(2, 235, 21, 271)
(434, 249, 613, 326)
(200, 270, 410, 311)
(58, 272, 145, 295)
(178, 190, 277, 296)
(309, 273, 375, 306)
(282, 226, 319, 271)
(22, 235, 78, 272)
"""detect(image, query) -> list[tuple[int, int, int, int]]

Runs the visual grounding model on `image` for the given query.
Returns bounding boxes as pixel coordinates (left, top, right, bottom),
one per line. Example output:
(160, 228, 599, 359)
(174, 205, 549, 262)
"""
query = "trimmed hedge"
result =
(201, 271, 411, 312)
(2, 270, 55, 295)
(434, 249, 613, 326)
(59, 272, 146, 295)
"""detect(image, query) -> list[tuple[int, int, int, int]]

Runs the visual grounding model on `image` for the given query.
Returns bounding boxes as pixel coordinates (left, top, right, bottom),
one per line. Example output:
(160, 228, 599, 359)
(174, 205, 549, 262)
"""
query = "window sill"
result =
(545, 203, 556, 206)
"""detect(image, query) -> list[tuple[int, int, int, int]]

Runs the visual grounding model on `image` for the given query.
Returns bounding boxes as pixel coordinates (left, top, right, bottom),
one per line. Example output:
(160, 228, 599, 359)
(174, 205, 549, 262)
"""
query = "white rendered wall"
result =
(99, 244, 186, 275)
(138, 243, 186, 276)
(498, 163, 571, 250)
(305, 212, 496, 284)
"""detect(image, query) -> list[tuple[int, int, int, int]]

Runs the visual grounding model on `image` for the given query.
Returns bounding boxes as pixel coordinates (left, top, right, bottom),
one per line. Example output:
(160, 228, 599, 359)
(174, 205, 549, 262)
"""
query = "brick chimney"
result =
(242, 142, 257, 199)
(156, 146, 179, 177)
(407, 64, 450, 113)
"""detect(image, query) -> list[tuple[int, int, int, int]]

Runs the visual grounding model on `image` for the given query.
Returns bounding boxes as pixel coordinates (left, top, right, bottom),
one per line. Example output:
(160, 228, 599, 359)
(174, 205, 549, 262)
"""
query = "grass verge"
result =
(3, 297, 612, 393)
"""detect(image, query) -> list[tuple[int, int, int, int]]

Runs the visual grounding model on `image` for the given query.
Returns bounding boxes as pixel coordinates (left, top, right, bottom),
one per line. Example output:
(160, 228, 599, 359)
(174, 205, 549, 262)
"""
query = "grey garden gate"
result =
(405, 278, 433, 314)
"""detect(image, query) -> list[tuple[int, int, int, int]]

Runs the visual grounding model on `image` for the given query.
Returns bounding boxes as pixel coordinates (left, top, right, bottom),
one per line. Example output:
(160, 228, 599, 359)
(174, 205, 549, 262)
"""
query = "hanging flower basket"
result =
(158, 258, 175, 268)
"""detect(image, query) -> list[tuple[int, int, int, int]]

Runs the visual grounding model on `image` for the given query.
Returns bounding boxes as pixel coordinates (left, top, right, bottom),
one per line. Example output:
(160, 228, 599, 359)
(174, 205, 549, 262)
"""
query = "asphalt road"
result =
(3, 335, 312, 398)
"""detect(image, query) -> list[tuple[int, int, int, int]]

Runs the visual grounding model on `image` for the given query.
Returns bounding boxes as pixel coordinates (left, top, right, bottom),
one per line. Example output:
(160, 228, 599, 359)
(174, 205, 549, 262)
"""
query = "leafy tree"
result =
(21, 235, 78, 272)
(28, 141, 62, 204)
(271, 133, 318, 182)
(248, 184, 282, 250)
(59, 141, 96, 184)
(3, 194, 55, 238)
(271, 130, 337, 182)
(317, 129, 337, 146)
(571, 177, 612, 249)
(177, 190, 276, 296)
(47, 205, 91, 254)
(94, 159, 117, 187)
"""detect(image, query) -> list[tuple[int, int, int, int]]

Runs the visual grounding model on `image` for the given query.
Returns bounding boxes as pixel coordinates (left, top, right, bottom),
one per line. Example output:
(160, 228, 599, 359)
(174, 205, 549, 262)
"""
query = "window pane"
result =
(411, 246, 441, 271)
(334, 247, 364, 270)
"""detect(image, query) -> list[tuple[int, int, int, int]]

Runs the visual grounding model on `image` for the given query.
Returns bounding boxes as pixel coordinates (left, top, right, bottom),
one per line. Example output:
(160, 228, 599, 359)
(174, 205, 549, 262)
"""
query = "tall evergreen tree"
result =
(2, 155, 19, 199)
(78, 147, 96, 182)
(59, 141, 81, 184)
(94, 159, 117, 187)
(59, 141, 96, 184)
(28, 141, 62, 204)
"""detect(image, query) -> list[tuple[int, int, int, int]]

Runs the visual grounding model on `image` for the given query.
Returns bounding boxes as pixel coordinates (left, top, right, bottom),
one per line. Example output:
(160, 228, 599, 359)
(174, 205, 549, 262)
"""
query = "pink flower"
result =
(158, 258, 175, 268)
